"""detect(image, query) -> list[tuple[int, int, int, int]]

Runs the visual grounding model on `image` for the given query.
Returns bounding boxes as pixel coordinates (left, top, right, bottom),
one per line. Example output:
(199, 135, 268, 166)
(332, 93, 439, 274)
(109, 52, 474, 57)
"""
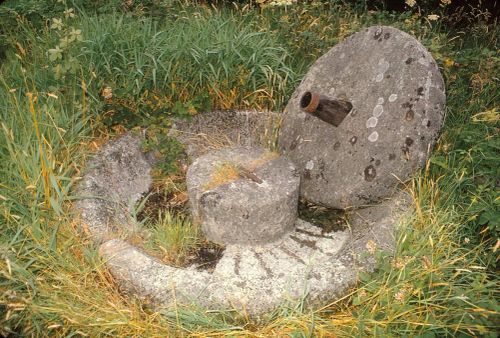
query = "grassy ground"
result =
(0, 0, 498, 336)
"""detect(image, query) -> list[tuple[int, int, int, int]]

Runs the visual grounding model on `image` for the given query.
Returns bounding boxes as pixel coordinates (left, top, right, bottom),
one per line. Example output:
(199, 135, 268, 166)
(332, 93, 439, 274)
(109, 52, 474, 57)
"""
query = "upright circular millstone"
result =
(279, 26, 446, 208)
(187, 147, 300, 245)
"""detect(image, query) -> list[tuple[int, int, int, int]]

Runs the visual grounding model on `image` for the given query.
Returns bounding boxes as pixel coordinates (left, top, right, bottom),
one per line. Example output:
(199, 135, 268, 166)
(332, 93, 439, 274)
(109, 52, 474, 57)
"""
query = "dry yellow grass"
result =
(202, 151, 279, 191)
(202, 162, 241, 191)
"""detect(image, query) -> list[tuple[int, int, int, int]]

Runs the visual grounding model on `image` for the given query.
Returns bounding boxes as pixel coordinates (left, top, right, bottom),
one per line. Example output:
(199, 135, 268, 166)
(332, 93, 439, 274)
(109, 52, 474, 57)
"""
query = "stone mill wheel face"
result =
(279, 26, 446, 209)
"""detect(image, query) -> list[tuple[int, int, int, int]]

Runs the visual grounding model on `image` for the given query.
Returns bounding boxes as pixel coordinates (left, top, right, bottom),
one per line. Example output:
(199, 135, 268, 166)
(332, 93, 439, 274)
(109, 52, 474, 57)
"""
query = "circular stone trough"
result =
(76, 133, 411, 318)
(187, 147, 299, 245)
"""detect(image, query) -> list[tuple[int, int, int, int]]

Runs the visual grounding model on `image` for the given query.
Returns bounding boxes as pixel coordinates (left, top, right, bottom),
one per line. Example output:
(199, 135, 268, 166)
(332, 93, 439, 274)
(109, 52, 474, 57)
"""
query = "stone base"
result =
(100, 219, 350, 317)
(99, 192, 409, 318)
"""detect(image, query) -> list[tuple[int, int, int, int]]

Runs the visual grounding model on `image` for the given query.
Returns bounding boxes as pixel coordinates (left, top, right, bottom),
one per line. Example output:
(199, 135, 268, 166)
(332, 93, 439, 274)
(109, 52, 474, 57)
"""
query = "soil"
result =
(298, 199, 348, 233)
(186, 242, 225, 271)
(137, 184, 187, 222)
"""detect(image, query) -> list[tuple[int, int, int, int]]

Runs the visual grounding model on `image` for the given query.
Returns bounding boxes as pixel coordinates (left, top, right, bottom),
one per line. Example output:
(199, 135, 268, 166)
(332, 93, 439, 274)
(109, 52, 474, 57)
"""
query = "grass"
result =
(203, 162, 242, 191)
(0, 0, 498, 336)
(142, 211, 202, 267)
(202, 151, 278, 190)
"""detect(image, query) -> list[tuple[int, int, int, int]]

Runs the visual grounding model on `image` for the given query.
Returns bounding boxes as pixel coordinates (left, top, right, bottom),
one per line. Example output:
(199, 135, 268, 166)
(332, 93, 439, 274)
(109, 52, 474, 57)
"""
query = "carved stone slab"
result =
(76, 134, 411, 319)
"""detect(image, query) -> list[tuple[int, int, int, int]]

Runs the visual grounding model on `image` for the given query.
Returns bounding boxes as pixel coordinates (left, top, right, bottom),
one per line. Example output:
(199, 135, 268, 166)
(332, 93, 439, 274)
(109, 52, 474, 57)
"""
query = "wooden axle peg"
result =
(300, 91, 352, 127)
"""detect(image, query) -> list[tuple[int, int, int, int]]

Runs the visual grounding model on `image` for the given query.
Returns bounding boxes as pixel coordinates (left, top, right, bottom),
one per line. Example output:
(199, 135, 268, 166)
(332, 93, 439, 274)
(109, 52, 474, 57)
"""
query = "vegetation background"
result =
(0, 0, 498, 336)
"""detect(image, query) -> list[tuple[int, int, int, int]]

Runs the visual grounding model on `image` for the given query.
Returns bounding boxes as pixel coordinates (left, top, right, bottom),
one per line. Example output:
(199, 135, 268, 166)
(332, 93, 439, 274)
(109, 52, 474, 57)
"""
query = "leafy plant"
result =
(141, 122, 185, 175)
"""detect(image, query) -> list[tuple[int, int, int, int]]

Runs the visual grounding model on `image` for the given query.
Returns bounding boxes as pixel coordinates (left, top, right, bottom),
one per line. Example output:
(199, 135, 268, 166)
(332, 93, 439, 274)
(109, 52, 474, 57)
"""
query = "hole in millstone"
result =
(298, 199, 348, 234)
(300, 91, 312, 109)
(131, 179, 225, 272)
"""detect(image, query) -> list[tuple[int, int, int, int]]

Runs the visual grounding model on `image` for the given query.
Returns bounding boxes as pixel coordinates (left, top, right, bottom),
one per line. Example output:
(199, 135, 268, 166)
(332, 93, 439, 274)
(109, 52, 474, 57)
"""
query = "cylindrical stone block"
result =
(186, 147, 299, 246)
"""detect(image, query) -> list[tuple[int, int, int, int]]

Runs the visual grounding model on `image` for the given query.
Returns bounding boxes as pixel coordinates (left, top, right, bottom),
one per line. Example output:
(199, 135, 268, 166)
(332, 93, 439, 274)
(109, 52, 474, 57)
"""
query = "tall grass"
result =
(77, 10, 297, 109)
(0, 1, 498, 336)
(1, 5, 298, 129)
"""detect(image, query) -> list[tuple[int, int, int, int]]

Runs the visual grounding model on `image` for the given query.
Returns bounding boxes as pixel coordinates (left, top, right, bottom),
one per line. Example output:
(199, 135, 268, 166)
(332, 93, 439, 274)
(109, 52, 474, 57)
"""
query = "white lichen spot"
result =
(377, 97, 384, 105)
(368, 131, 379, 142)
(380, 61, 390, 73)
(425, 71, 432, 100)
(418, 57, 430, 67)
(389, 94, 398, 102)
(373, 104, 383, 117)
(375, 73, 384, 82)
(422, 118, 430, 126)
(378, 58, 390, 71)
(305, 160, 314, 170)
(366, 117, 378, 128)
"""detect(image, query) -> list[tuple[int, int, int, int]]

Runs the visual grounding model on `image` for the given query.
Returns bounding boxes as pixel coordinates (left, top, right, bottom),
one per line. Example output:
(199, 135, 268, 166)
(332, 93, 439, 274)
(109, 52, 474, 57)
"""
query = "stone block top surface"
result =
(186, 147, 300, 245)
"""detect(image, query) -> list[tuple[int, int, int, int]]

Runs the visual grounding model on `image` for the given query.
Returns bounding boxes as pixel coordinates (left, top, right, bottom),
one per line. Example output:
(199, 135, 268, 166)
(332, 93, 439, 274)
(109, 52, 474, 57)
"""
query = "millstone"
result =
(279, 26, 446, 208)
(186, 147, 300, 245)
(75, 133, 154, 243)
(77, 133, 412, 318)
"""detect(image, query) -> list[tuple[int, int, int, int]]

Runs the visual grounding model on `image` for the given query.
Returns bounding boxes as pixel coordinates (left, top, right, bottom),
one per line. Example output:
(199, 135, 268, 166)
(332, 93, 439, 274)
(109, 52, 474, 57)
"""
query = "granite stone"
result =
(279, 26, 445, 208)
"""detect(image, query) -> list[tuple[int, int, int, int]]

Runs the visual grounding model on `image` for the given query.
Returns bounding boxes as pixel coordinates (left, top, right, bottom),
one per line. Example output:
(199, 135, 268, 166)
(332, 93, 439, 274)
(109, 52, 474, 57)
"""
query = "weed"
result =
(142, 211, 201, 267)
(142, 123, 185, 175)
(203, 162, 241, 191)
(202, 151, 278, 190)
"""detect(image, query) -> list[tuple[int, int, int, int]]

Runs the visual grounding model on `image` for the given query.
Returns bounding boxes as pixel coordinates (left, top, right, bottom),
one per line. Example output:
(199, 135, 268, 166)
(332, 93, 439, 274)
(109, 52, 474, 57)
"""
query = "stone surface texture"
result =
(186, 147, 300, 245)
(75, 133, 154, 243)
(169, 110, 279, 159)
(279, 26, 446, 208)
(100, 220, 349, 317)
